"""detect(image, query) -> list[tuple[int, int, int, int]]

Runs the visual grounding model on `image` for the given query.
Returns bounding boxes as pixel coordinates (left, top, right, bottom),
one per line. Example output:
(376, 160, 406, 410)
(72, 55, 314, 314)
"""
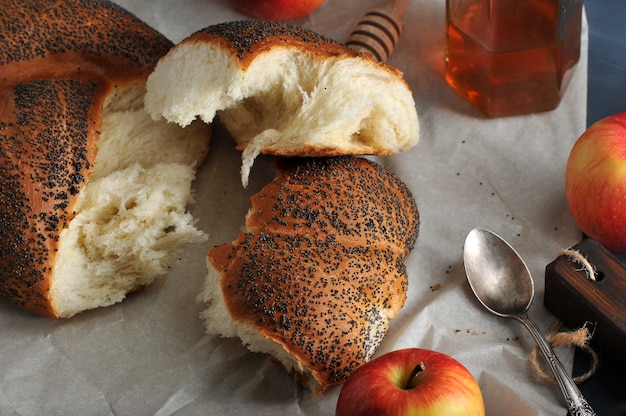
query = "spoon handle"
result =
(515, 314, 596, 416)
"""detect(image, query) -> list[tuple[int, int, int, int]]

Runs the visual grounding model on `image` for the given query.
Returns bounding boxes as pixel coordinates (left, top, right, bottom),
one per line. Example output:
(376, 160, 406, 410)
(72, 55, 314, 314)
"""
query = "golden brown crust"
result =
(183, 20, 402, 76)
(0, 0, 172, 317)
(209, 156, 419, 392)
(248, 157, 419, 252)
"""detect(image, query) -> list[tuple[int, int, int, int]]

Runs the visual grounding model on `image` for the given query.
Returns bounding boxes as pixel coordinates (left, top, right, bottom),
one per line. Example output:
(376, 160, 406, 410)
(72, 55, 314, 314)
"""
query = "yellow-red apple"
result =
(228, 0, 323, 21)
(335, 348, 485, 416)
(565, 112, 626, 252)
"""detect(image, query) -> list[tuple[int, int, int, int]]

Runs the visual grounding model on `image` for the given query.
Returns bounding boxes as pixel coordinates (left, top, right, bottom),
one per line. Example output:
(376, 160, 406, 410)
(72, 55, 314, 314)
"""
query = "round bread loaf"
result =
(199, 156, 419, 394)
(0, 0, 210, 318)
(144, 20, 419, 186)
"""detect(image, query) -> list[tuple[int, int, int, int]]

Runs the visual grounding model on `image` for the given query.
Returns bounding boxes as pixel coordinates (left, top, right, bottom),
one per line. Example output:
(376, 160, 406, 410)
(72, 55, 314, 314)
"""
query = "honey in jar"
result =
(445, 0, 583, 117)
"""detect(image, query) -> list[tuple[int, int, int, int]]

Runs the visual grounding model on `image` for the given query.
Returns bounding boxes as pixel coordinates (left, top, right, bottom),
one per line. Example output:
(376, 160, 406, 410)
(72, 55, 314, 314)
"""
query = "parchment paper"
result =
(0, 0, 589, 415)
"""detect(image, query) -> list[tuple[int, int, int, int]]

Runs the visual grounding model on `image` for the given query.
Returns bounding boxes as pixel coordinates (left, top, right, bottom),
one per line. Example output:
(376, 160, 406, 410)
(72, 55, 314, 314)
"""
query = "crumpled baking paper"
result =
(0, 0, 588, 415)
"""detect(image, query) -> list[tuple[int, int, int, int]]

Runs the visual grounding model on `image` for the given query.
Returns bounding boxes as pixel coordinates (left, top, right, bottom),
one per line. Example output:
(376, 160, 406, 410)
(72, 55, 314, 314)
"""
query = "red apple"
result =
(335, 348, 485, 416)
(228, 0, 323, 21)
(565, 112, 626, 252)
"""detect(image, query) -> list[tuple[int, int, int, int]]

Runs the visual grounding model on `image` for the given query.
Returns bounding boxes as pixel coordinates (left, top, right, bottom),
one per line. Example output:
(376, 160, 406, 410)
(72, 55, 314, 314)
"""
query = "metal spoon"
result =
(463, 228, 596, 416)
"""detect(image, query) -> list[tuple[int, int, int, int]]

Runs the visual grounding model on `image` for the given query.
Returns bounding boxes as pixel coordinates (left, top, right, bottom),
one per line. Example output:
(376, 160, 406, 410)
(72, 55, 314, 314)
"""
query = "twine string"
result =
(560, 248, 598, 281)
(529, 248, 601, 381)
(529, 321, 599, 383)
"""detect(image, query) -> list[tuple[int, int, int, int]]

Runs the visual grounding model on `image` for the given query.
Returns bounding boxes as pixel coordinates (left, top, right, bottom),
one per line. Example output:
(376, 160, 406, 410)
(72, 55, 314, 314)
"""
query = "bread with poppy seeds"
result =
(199, 156, 419, 394)
(0, 0, 210, 318)
(144, 20, 419, 187)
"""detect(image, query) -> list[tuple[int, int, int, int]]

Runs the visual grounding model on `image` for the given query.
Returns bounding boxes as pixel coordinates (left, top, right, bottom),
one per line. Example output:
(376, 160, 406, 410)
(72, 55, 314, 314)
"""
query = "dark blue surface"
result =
(586, 0, 626, 126)
(573, 0, 626, 414)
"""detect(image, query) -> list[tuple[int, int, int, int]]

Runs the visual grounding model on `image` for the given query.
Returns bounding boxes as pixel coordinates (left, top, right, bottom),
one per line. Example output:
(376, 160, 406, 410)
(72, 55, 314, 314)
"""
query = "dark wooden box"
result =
(544, 238, 626, 369)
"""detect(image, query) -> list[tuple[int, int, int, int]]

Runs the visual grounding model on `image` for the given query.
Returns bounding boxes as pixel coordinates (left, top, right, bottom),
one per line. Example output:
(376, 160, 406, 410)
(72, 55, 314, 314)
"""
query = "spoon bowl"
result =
(463, 228, 595, 416)
(463, 228, 534, 317)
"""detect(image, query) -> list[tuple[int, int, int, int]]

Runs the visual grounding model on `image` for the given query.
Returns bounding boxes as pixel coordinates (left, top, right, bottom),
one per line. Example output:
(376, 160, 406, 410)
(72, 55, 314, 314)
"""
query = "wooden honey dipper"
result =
(345, 0, 410, 63)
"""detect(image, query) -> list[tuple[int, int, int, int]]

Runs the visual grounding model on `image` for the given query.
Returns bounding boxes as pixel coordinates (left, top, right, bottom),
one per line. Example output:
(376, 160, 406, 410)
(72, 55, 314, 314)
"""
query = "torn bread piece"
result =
(145, 20, 419, 186)
(0, 0, 210, 318)
(199, 157, 419, 394)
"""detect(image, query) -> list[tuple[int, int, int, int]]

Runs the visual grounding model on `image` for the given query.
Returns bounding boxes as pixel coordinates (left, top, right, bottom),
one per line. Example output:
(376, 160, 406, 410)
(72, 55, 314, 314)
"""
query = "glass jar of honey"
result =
(445, 0, 583, 117)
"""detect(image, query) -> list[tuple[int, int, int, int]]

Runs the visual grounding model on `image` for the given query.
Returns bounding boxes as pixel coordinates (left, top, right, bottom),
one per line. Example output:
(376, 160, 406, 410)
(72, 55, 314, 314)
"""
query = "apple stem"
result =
(405, 361, 425, 389)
